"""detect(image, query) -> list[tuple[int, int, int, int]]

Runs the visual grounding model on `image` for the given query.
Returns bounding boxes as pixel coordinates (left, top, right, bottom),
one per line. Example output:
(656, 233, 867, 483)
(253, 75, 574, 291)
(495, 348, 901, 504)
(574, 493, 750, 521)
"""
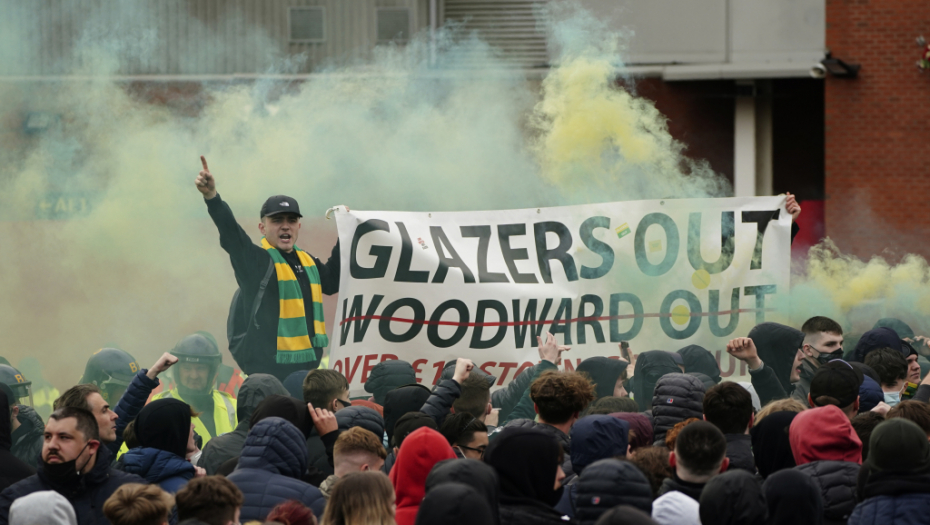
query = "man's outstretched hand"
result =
(196, 155, 217, 200)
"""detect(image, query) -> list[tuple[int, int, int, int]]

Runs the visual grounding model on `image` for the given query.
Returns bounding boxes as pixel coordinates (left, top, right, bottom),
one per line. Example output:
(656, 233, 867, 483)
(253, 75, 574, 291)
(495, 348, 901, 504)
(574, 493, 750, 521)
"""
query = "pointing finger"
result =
(200, 155, 209, 172)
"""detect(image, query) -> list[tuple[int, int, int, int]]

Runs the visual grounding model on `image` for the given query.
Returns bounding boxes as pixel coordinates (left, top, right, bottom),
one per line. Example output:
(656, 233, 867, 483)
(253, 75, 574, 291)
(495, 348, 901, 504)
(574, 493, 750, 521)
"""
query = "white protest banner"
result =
(330, 197, 791, 394)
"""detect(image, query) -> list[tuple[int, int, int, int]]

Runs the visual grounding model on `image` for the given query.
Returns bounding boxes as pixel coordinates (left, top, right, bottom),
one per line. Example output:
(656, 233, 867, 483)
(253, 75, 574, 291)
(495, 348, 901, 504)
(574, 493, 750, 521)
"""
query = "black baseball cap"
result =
(810, 359, 864, 408)
(260, 195, 302, 218)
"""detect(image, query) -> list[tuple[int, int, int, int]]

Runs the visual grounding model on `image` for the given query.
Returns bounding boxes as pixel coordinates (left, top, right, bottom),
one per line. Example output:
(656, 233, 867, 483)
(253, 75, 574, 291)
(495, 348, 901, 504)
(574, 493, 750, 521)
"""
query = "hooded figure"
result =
(200, 374, 288, 475)
(574, 459, 653, 524)
(632, 352, 681, 411)
(282, 370, 309, 400)
(677, 345, 721, 384)
(389, 427, 456, 525)
(748, 322, 805, 404)
(426, 459, 501, 525)
(555, 416, 630, 516)
(365, 360, 417, 406)
(849, 418, 930, 525)
(226, 417, 324, 522)
(0, 390, 34, 492)
(610, 412, 653, 452)
(749, 411, 797, 479)
(858, 376, 884, 413)
(790, 405, 862, 525)
(651, 374, 705, 445)
(383, 384, 432, 446)
(121, 398, 196, 493)
(576, 358, 629, 399)
(483, 427, 569, 525)
(594, 506, 658, 525)
(852, 327, 910, 363)
(414, 482, 495, 525)
(698, 470, 768, 525)
(763, 469, 824, 525)
(8, 491, 77, 525)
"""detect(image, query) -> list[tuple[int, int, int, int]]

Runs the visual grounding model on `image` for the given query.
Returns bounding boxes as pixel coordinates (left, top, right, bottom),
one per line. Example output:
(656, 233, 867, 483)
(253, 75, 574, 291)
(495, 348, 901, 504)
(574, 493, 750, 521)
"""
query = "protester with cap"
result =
(807, 359, 863, 419)
(849, 418, 930, 525)
(151, 333, 236, 444)
(196, 156, 339, 381)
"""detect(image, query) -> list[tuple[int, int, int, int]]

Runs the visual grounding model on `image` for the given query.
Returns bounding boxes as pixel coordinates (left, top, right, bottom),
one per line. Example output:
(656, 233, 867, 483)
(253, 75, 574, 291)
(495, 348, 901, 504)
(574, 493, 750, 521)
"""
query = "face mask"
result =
(43, 443, 93, 486)
(884, 392, 901, 408)
(815, 350, 843, 366)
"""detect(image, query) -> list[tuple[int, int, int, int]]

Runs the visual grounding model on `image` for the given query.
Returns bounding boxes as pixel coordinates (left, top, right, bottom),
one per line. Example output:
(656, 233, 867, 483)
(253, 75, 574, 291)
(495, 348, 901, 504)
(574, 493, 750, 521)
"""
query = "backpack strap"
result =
(250, 259, 276, 330)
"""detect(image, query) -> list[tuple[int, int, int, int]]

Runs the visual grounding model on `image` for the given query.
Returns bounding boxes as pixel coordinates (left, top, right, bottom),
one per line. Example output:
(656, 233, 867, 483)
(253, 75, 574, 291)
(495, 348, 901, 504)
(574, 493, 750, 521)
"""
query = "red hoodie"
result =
(789, 404, 862, 465)
(389, 427, 457, 525)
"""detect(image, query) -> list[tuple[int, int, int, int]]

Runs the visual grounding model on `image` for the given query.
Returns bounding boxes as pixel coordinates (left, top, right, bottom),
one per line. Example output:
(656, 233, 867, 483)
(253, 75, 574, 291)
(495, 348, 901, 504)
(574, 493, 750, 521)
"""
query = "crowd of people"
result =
(1, 314, 930, 525)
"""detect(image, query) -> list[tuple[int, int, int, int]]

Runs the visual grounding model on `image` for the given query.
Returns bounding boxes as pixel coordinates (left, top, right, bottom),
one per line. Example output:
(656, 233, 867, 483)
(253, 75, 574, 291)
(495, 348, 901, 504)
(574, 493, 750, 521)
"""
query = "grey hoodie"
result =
(9, 491, 77, 525)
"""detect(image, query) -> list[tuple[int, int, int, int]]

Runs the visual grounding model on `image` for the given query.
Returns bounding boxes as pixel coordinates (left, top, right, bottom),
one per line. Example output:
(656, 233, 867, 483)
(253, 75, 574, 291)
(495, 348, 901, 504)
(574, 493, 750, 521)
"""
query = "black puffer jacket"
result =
(651, 373, 705, 444)
(421, 379, 462, 427)
(335, 405, 384, 437)
(725, 434, 757, 474)
(9, 405, 43, 469)
(795, 460, 860, 525)
(574, 459, 653, 523)
(492, 365, 537, 422)
(200, 374, 288, 475)
(748, 323, 804, 405)
(364, 360, 417, 406)
(505, 419, 573, 478)
(633, 351, 682, 411)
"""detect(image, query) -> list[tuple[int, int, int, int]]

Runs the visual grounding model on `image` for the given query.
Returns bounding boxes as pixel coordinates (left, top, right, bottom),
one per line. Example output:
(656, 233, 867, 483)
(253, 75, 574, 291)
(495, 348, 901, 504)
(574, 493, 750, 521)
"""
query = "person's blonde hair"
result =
(321, 471, 396, 525)
(754, 398, 807, 424)
(103, 483, 174, 525)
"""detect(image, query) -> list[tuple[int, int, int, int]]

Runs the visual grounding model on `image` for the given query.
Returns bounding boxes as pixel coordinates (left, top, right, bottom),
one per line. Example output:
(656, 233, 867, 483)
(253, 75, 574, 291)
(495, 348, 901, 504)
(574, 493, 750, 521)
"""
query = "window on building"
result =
(289, 7, 325, 43)
(377, 8, 410, 43)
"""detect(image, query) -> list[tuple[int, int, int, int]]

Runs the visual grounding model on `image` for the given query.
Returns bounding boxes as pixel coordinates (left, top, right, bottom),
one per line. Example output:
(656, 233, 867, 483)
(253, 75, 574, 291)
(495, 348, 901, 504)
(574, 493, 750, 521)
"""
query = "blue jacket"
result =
(227, 417, 324, 522)
(848, 471, 930, 525)
(110, 370, 161, 455)
(120, 447, 195, 493)
(0, 445, 145, 525)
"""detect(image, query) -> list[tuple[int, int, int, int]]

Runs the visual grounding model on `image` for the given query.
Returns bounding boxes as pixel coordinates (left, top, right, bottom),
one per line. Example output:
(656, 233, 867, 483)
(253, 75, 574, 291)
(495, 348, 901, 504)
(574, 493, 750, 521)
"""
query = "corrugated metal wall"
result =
(0, 0, 429, 76)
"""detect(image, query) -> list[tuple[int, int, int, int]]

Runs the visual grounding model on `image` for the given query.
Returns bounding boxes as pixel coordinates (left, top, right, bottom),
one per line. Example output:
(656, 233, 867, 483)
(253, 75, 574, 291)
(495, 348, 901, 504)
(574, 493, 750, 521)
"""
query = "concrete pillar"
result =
(734, 95, 756, 197)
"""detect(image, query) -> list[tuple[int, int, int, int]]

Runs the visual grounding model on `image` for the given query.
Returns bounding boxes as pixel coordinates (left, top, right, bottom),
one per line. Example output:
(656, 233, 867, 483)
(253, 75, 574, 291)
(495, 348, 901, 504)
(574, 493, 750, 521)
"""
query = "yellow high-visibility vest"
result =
(150, 389, 236, 445)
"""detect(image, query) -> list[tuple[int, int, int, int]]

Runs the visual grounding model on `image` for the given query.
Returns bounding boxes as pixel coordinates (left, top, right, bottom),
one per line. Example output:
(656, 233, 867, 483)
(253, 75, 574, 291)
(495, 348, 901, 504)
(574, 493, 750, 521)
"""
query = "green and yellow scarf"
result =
(262, 237, 329, 364)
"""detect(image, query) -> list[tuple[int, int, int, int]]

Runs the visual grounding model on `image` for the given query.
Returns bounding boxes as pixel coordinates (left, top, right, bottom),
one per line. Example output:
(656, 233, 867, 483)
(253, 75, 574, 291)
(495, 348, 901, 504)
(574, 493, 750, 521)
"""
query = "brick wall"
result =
(825, 0, 930, 260)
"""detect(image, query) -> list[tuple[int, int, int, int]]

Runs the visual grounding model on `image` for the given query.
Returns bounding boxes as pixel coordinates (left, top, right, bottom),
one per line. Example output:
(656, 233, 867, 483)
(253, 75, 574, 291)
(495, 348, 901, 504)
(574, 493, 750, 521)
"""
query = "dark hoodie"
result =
(555, 416, 630, 516)
(200, 374, 288, 475)
(9, 404, 44, 469)
(651, 373, 705, 444)
(764, 469, 824, 525)
(426, 459, 501, 525)
(0, 390, 34, 492)
(121, 398, 196, 494)
(677, 345, 722, 384)
(699, 470, 768, 525)
(415, 483, 495, 525)
(590, 506, 658, 525)
(365, 360, 417, 405)
(632, 351, 681, 411)
(748, 322, 805, 405)
(483, 427, 573, 525)
(573, 459, 653, 524)
(750, 411, 798, 479)
(335, 405, 384, 437)
(383, 384, 432, 445)
(576, 357, 629, 400)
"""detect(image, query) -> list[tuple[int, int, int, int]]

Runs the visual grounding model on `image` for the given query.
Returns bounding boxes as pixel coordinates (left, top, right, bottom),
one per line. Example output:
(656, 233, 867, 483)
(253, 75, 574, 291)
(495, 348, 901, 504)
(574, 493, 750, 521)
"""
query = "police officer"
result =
(80, 348, 142, 405)
(195, 157, 339, 381)
(151, 333, 236, 444)
(0, 364, 44, 467)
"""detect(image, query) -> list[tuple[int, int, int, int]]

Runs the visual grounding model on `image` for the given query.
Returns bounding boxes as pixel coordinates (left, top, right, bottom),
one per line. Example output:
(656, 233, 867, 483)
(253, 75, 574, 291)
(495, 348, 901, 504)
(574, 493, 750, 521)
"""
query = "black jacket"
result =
(573, 459, 653, 523)
(849, 470, 930, 525)
(426, 459, 501, 525)
(492, 365, 537, 422)
(10, 405, 43, 469)
(227, 418, 325, 522)
(0, 445, 145, 525)
(725, 434, 757, 474)
(505, 419, 574, 478)
(110, 369, 162, 456)
(383, 384, 432, 446)
(0, 391, 33, 493)
(206, 193, 339, 380)
(748, 322, 804, 405)
(421, 379, 462, 427)
(200, 374, 288, 475)
(632, 351, 682, 411)
(698, 469, 768, 525)
(791, 358, 818, 404)
(499, 500, 576, 525)
(658, 474, 706, 502)
(795, 460, 860, 525)
(651, 373, 705, 444)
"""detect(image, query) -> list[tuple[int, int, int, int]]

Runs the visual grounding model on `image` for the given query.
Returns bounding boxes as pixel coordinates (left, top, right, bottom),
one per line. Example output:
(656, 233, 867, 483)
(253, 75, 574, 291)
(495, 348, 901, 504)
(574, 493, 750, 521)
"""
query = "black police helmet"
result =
(171, 332, 222, 392)
(80, 348, 140, 401)
(0, 364, 32, 403)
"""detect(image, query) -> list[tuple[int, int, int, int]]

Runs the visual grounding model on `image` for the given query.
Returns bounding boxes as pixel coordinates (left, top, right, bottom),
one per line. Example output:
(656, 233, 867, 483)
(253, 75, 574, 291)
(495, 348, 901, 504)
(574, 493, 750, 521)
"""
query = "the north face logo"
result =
(280, 201, 290, 206)
(666, 398, 674, 404)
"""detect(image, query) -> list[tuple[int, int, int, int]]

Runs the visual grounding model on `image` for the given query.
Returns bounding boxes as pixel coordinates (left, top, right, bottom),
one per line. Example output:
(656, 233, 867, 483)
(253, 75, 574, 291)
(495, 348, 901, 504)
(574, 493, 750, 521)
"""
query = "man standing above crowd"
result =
(195, 157, 339, 381)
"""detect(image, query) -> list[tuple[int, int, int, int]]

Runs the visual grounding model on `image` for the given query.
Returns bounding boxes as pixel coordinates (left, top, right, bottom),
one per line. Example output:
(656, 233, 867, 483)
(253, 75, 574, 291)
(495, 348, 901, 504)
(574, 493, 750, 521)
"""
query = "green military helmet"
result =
(171, 332, 223, 396)
(0, 364, 33, 406)
(80, 348, 140, 403)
